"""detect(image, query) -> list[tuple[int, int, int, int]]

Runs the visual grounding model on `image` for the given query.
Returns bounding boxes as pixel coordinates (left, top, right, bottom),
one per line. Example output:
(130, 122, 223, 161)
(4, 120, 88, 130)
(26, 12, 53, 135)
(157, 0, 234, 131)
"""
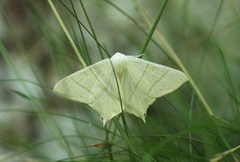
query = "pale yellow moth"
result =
(53, 52, 188, 125)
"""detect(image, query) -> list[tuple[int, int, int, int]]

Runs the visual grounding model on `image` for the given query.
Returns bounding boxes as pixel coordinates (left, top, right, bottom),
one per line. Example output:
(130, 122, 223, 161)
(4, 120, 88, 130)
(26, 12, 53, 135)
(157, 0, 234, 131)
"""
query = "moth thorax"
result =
(111, 52, 127, 80)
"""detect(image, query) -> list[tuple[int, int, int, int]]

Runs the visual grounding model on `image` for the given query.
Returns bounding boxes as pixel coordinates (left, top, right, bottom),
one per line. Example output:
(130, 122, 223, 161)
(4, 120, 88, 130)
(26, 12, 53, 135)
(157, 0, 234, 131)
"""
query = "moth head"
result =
(110, 52, 127, 80)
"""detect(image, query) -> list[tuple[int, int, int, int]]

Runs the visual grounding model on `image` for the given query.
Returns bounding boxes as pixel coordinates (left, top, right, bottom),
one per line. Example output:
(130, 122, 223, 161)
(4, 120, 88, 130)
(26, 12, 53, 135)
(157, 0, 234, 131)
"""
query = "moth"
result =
(53, 52, 188, 125)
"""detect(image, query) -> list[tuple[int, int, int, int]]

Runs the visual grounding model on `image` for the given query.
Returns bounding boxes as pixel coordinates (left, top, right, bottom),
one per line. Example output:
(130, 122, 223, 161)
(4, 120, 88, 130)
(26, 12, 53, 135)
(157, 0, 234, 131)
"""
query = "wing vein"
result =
(129, 62, 150, 100)
(147, 69, 170, 95)
(71, 78, 97, 99)
(89, 66, 118, 104)
(88, 66, 103, 84)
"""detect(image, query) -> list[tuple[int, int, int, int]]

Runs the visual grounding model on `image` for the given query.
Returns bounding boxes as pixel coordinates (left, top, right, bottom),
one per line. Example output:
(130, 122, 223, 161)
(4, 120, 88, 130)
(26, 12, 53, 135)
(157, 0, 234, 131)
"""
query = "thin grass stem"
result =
(47, 0, 87, 67)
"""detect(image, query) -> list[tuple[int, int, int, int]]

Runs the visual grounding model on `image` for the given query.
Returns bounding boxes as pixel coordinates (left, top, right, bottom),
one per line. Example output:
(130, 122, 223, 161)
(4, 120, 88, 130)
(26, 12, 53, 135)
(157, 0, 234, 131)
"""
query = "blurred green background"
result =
(0, 0, 240, 161)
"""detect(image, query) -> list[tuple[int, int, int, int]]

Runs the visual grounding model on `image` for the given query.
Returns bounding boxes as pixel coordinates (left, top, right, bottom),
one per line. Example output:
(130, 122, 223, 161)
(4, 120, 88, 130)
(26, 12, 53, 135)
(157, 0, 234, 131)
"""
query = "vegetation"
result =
(0, 0, 240, 161)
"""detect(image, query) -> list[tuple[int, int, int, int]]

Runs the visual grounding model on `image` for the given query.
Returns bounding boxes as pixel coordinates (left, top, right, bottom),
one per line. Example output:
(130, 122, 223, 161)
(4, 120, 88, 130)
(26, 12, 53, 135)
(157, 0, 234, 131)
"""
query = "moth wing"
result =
(53, 59, 122, 125)
(123, 56, 188, 121)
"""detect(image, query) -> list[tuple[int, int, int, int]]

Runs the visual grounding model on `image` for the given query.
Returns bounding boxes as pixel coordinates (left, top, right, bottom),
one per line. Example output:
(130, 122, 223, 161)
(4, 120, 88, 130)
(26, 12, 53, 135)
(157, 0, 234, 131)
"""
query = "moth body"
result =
(110, 53, 127, 81)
